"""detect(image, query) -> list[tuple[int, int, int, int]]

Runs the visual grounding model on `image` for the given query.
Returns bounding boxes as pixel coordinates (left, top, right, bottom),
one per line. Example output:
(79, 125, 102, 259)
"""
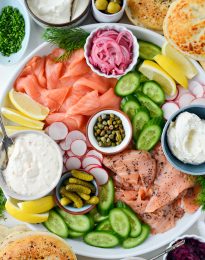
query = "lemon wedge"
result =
(9, 89, 49, 121)
(0, 125, 44, 135)
(17, 196, 55, 214)
(139, 60, 176, 96)
(5, 199, 49, 223)
(153, 54, 188, 88)
(162, 42, 198, 79)
(1, 107, 44, 130)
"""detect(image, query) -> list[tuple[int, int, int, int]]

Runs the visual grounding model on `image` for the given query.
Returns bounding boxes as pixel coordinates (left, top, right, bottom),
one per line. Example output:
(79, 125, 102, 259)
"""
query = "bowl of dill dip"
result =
(25, 0, 91, 28)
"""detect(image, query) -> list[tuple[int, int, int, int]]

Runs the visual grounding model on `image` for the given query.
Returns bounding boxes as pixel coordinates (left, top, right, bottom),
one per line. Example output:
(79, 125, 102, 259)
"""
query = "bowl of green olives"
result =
(92, 0, 126, 23)
(87, 109, 132, 154)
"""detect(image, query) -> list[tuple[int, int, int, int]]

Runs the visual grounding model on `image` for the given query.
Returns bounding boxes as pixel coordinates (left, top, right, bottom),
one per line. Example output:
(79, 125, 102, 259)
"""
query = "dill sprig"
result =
(196, 176, 205, 210)
(0, 188, 6, 218)
(43, 27, 90, 62)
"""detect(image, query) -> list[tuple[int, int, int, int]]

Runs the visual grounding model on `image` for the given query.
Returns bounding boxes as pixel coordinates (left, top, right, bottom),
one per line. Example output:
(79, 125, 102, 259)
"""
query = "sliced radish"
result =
(59, 136, 72, 151)
(82, 156, 101, 169)
(67, 150, 76, 157)
(48, 122, 68, 141)
(89, 167, 109, 185)
(84, 164, 102, 172)
(66, 130, 86, 143)
(162, 102, 179, 120)
(189, 81, 204, 98)
(178, 93, 195, 108)
(177, 86, 190, 99)
(70, 139, 87, 157)
(65, 157, 81, 171)
(86, 150, 103, 162)
(165, 87, 179, 101)
(191, 98, 205, 106)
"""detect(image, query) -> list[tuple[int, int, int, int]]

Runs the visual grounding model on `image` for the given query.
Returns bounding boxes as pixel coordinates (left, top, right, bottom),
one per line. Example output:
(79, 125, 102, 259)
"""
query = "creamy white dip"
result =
(27, 0, 89, 24)
(3, 133, 61, 196)
(167, 112, 205, 164)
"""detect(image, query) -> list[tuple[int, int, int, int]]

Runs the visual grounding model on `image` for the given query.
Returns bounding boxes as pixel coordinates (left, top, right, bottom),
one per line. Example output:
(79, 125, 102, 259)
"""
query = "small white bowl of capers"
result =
(87, 109, 132, 155)
(92, 0, 126, 23)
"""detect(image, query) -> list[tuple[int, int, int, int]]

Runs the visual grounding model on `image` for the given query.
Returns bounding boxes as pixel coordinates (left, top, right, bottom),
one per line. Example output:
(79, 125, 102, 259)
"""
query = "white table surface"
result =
(0, 7, 204, 260)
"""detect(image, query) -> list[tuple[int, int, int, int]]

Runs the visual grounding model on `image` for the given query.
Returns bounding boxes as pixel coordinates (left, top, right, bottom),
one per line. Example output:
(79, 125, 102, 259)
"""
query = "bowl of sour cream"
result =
(0, 131, 63, 201)
(161, 105, 205, 175)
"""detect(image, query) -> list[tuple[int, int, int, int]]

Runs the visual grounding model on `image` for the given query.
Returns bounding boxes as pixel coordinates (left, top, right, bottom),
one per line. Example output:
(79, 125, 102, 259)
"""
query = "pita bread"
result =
(0, 225, 29, 243)
(163, 0, 205, 61)
(126, 0, 175, 33)
(0, 231, 77, 260)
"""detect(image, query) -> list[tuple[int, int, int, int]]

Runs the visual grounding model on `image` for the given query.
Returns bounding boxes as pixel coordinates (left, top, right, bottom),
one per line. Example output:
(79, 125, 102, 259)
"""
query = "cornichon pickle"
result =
(60, 197, 71, 206)
(68, 178, 96, 193)
(60, 189, 83, 208)
(77, 192, 91, 201)
(66, 184, 91, 195)
(71, 170, 94, 181)
(87, 196, 100, 205)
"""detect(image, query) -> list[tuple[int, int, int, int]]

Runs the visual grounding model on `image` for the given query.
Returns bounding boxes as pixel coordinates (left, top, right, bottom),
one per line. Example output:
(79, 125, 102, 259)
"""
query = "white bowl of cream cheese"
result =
(0, 131, 63, 201)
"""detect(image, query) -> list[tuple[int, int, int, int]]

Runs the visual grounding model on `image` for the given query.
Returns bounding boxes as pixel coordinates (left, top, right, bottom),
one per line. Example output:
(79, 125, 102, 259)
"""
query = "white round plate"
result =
(0, 23, 203, 259)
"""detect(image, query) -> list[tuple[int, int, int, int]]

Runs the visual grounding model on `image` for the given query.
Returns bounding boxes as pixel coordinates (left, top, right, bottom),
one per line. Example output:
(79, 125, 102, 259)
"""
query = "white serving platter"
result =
(0, 23, 203, 259)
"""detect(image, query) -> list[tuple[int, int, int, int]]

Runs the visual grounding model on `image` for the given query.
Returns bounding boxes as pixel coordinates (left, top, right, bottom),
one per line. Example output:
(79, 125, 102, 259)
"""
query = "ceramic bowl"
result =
(25, 0, 91, 28)
(0, 0, 30, 65)
(55, 172, 99, 215)
(87, 109, 132, 155)
(163, 234, 205, 260)
(84, 24, 139, 78)
(161, 105, 205, 175)
(92, 0, 126, 23)
(0, 131, 63, 201)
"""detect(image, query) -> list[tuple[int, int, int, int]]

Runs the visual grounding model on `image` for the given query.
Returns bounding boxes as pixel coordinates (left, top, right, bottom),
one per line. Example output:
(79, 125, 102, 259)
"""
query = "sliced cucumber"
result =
(43, 210, 69, 238)
(142, 81, 165, 105)
(115, 72, 140, 96)
(132, 108, 150, 141)
(84, 231, 120, 248)
(89, 208, 109, 223)
(56, 208, 93, 233)
(109, 208, 130, 238)
(136, 93, 163, 118)
(98, 178, 114, 216)
(69, 230, 84, 238)
(121, 95, 140, 119)
(122, 224, 150, 249)
(96, 219, 112, 231)
(137, 119, 162, 151)
(139, 40, 161, 60)
(116, 201, 142, 238)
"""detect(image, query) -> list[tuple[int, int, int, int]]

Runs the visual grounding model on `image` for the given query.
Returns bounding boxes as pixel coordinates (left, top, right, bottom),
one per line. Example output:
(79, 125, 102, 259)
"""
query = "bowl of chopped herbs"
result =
(0, 0, 30, 65)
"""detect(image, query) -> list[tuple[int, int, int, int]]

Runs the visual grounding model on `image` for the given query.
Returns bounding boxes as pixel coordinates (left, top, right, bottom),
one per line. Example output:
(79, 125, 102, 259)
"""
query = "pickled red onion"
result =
(88, 29, 133, 76)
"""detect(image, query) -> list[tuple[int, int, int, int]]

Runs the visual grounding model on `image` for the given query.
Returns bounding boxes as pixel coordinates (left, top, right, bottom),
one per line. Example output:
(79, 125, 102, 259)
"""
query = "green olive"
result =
(95, 0, 108, 11)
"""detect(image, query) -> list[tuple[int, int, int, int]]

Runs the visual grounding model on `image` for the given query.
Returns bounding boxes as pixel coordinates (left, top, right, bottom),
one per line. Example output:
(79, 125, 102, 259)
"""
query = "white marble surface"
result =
(0, 6, 204, 260)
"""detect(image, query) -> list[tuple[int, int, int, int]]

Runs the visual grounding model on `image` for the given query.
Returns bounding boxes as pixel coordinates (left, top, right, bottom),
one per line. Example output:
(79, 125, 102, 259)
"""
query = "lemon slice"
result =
(153, 54, 188, 88)
(17, 196, 55, 214)
(162, 42, 198, 79)
(5, 199, 49, 223)
(1, 107, 44, 130)
(0, 126, 44, 135)
(9, 89, 49, 121)
(139, 60, 176, 96)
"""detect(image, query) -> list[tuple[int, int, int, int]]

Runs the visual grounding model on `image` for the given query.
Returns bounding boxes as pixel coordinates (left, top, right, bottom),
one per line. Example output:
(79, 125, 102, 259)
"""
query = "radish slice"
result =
(66, 130, 86, 143)
(165, 87, 179, 101)
(189, 81, 204, 98)
(82, 156, 101, 169)
(84, 164, 102, 172)
(89, 167, 109, 185)
(48, 122, 68, 141)
(59, 136, 72, 151)
(86, 150, 103, 162)
(177, 87, 190, 99)
(162, 102, 179, 120)
(71, 140, 87, 157)
(191, 98, 205, 106)
(67, 150, 76, 157)
(65, 157, 81, 171)
(178, 93, 195, 108)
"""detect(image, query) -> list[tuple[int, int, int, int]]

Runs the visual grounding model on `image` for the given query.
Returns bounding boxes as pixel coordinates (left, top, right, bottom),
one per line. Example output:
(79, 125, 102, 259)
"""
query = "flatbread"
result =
(163, 0, 205, 61)
(125, 0, 175, 33)
(0, 231, 77, 260)
(0, 225, 29, 244)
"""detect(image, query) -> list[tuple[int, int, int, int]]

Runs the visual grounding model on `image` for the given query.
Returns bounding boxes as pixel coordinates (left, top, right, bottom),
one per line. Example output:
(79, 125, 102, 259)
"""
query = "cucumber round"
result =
(56, 208, 93, 233)
(132, 108, 150, 141)
(122, 224, 150, 249)
(109, 208, 130, 238)
(96, 219, 112, 231)
(142, 81, 165, 105)
(139, 40, 161, 60)
(84, 231, 120, 248)
(69, 230, 84, 238)
(43, 210, 69, 238)
(121, 96, 140, 120)
(115, 72, 140, 96)
(98, 178, 114, 216)
(89, 208, 109, 223)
